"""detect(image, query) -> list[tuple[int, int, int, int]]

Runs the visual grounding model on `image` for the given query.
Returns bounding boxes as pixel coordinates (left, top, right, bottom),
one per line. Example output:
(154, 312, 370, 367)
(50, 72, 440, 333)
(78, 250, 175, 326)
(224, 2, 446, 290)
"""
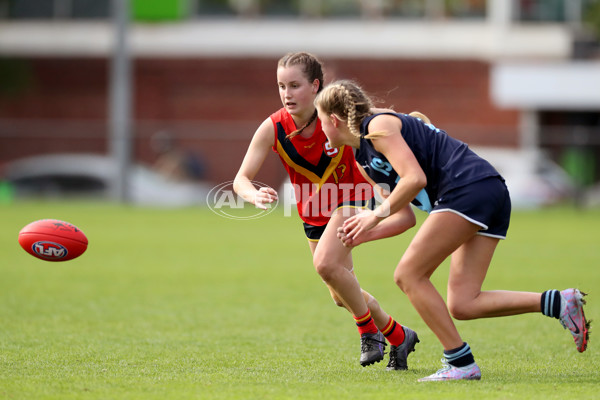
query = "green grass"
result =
(0, 202, 598, 399)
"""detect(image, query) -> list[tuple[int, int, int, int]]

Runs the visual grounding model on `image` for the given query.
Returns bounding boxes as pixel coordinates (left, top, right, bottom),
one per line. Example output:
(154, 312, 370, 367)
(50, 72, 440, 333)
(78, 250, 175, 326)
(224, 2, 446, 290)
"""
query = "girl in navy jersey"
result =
(314, 79, 589, 382)
(233, 54, 420, 369)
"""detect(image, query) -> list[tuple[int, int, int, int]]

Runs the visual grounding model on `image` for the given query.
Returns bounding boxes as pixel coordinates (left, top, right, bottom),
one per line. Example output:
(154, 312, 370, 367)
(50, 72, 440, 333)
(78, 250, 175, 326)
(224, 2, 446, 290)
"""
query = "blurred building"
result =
(0, 0, 599, 196)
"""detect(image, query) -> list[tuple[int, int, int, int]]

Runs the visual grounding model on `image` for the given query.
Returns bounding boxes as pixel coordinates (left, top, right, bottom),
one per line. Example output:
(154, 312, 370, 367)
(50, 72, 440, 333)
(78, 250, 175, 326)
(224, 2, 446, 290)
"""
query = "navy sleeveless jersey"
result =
(355, 112, 501, 212)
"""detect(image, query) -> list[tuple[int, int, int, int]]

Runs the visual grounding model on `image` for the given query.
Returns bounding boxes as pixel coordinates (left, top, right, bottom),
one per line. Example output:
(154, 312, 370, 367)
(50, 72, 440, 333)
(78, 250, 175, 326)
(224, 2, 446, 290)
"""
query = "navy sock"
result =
(444, 342, 475, 368)
(541, 289, 561, 319)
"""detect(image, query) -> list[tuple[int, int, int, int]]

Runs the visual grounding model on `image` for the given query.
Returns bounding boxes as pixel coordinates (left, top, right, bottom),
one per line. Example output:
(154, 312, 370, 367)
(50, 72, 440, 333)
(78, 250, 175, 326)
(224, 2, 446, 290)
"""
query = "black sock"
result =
(541, 289, 561, 319)
(444, 342, 475, 368)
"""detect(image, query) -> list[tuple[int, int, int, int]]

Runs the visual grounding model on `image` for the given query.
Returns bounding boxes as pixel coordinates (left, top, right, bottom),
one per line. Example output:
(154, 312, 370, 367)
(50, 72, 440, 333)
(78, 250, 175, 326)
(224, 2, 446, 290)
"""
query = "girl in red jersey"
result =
(233, 52, 419, 369)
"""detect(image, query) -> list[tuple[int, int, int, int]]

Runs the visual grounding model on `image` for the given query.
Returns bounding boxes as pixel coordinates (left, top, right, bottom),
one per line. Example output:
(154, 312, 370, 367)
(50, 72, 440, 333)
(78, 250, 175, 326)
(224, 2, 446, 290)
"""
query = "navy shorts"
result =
(430, 176, 511, 239)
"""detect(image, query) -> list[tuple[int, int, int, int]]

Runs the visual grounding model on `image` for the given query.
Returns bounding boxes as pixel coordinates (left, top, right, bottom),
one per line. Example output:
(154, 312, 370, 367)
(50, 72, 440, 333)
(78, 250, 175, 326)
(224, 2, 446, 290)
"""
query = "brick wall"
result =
(0, 57, 519, 187)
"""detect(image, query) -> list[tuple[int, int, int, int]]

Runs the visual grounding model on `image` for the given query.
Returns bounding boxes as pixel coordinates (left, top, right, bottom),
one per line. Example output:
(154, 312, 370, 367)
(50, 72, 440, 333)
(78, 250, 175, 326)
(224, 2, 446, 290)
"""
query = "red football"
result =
(18, 219, 88, 262)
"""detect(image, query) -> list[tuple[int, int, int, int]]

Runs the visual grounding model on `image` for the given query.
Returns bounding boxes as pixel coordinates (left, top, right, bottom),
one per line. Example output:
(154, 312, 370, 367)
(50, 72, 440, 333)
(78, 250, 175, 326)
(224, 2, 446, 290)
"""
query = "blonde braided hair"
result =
(408, 111, 431, 124)
(315, 80, 373, 138)
(316, 82, 435, 140)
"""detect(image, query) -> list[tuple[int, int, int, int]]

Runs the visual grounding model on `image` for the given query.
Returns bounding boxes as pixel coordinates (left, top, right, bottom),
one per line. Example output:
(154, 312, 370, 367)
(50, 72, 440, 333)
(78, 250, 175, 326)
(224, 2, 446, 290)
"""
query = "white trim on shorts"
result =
(477, 232, 507, 240)
(430, 208, 507, 240)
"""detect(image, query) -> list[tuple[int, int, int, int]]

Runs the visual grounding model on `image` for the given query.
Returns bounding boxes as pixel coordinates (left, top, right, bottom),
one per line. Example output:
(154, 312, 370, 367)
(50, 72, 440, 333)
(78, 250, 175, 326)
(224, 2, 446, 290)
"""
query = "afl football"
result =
(18, 219, 88, 261)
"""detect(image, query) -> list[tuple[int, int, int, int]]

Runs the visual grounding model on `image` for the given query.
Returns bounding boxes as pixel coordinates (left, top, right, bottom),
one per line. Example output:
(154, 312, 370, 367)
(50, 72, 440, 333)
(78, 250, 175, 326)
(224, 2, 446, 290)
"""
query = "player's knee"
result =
(394, 261, 429, 295)
(393, 267, 411, 293)
(313, 256, 337, 282)
(447, 301, 474, 321)
(314, 262, 333, 281)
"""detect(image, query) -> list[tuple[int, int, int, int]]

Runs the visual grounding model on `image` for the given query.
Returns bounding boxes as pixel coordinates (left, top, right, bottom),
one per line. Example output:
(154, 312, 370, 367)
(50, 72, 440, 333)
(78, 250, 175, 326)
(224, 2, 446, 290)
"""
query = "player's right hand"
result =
(253, 186, 278, 210)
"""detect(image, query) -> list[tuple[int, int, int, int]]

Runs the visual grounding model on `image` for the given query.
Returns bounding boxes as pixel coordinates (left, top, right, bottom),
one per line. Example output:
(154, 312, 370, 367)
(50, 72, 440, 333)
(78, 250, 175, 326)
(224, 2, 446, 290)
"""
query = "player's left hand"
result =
(337, 227, 356, 248)
(342, 209, 380, 244)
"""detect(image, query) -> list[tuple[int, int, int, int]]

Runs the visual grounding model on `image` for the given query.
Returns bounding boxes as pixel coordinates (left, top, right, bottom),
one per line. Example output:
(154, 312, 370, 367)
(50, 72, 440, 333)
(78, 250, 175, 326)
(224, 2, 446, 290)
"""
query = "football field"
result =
(1, 201, 598, 399)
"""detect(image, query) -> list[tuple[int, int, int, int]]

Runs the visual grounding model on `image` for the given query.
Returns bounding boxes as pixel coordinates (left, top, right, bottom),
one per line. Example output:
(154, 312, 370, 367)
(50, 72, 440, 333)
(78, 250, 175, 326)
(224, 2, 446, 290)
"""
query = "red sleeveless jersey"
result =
(270, 108, 373, 226)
